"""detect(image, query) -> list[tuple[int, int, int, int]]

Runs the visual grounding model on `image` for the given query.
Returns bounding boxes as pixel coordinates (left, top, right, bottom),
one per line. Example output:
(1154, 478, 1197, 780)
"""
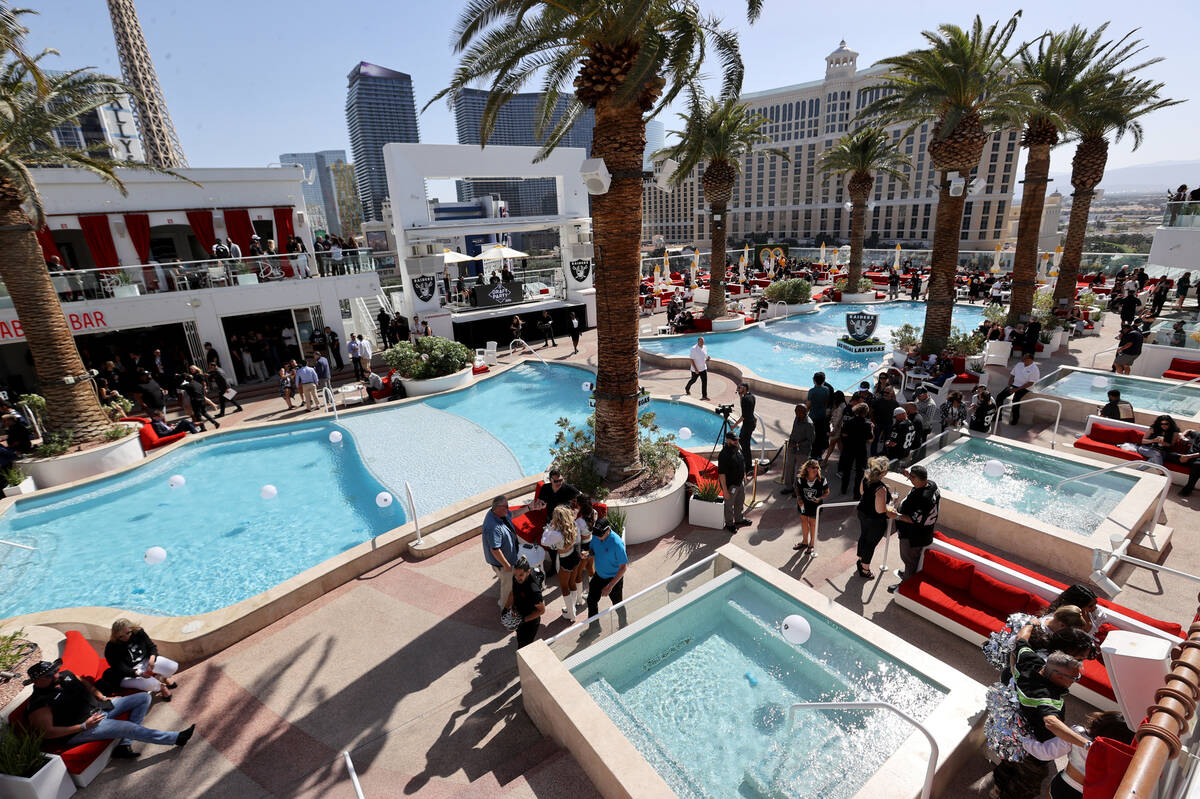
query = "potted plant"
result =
(234, 262, 259, 285)
(687, 478, 725, 529)
(1035, 328, 1054, 359)
(762, 278, 815, 315)
(0, 726, 76, 799)
(382, 336, 474, 397)
(2, 466, 35, 497)
(889, 323, 921, 365)
(833, 276, 876, 303)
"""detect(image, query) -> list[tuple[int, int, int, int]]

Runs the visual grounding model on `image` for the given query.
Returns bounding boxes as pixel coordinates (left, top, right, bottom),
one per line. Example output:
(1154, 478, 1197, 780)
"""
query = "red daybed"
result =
(6, 631, 133, 786)
(1072, 416, 1191, 482)
(121, 415, 186, 450)
(1162, 358, 1200, 382)
(370, 369, 396, 400)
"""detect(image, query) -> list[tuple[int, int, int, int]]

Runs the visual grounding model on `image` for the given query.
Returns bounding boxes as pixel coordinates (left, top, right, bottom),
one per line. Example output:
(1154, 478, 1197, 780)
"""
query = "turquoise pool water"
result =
(639, 301, 987, 391)
(0, 425, 404, 618)
(571, 572, 945, 799)
(0, 363, 724, 619)
(921, 437, 1138, 536)
(1036, 368, 1200, 418)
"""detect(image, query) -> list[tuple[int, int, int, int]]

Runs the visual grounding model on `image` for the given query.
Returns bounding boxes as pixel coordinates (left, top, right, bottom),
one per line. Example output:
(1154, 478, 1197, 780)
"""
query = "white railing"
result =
(1091, 347, 1118, 368)
(1057, 460, 1172, 531)
(0, 538, 35, 550)
(508, 338, 547, 365)
(404, 480, 422, 546)
(992, 397, 1062, 449)
(787, 702, 938, 799)
(321, 386, 339, 421)
(342, 751, 366, 799)
(1157, 373, 1200, 401)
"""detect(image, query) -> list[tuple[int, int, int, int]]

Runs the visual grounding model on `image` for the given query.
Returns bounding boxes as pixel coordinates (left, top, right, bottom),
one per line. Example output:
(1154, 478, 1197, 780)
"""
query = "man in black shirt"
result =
(1099, 389, 1134, 421)
(735, 383, 757, 467)
(207, 363, 243, 416)
(324, 326, 344, 370)
(532, 468, 578, 577)
(1113, 324, 1143, 375)
(889, 466, 940, 591)
(135, 371, 166, 415)
(24, 659, 194, 759)
(1118, 292, 1142, 326)
(871, 387, 898, 455)
(717, 432, 749, 533)
(884, 406, 915, 464)
(182, 369, 220, 430)
(839, 403, 874, 498)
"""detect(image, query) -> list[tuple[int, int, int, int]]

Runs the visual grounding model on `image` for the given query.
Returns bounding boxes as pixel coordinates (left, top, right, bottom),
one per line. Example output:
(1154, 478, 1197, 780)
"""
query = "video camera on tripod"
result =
(713, 403, 734, 418)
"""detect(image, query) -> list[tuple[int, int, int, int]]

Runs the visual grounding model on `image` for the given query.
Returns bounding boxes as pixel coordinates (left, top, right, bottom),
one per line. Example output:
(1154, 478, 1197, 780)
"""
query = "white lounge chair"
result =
(982, 340, 1012, 368)
(484, 341, 498, 366)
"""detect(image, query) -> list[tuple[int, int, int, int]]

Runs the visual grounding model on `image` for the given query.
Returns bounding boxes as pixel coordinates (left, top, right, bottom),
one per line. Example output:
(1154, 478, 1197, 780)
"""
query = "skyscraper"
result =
(279, 150, 347, 236)
(644, 120, 665, 170)
(453, 88, 594, 217)
(345, 63, 419, 221)
(106, 0, 186, 168)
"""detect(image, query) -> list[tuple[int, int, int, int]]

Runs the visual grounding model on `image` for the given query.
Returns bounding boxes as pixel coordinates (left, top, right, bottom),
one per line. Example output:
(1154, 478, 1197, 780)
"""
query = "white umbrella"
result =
(442, 249, 475, 263)
(819, 243, 826, 266)
(476, 244, 528, 260)
(893, 243, 901, 270)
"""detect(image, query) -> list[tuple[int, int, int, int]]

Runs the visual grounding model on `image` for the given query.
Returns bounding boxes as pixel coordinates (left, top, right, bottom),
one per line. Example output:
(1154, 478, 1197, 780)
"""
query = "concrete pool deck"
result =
(11, 303, 1200, 798)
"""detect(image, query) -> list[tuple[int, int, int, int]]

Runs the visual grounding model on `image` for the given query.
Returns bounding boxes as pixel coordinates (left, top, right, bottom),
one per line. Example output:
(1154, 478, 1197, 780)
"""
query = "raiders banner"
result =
(845, 311, 879, 342)
(412, 274, 437, 303)
(569, 258, 592, 283)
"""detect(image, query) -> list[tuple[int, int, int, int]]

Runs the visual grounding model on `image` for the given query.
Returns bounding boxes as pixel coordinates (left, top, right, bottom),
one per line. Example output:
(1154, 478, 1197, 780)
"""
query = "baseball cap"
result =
(893, 407, 907, 418)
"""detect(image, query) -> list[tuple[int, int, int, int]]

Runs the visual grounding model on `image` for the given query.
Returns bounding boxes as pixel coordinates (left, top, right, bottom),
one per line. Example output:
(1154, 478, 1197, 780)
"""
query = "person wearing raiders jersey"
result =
(970, 388, 998, 433)
(888, 465, 941, 593)
(793, 459, 829, 555)
(885, 406, 916, 466)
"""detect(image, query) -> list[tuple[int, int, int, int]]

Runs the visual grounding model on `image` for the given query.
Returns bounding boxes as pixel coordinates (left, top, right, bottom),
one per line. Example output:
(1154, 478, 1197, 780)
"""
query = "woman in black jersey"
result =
(855, 456, 897, 579)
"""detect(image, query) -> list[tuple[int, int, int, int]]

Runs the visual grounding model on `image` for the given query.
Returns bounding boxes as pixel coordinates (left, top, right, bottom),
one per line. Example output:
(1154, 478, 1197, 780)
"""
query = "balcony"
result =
(1163, 201, 1200, 229)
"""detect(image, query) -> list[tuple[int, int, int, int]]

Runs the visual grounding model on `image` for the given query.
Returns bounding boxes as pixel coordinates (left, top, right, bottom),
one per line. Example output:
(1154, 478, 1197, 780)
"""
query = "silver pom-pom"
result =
(982, 613, 1037, 672)
(984, 680, 1030, 761)
(501, 609, 523, 630)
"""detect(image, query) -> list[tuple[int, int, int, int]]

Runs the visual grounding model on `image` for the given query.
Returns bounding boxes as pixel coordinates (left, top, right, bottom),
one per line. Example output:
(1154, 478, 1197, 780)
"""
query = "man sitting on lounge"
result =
(24, 659, 195, 760)
(150, 408, 199, 436)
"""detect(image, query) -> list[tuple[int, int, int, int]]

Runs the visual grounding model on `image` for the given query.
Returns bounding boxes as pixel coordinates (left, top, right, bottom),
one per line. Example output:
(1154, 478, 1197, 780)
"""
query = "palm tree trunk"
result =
(1054, 136, 1108, 305)
(703, 201, 728, 319)
(921, 184, 966, 353)
(590, 97, 646, 475)
(0, 191, 110, 440)
(1008, 142, 1053, 324)
(846, 184, 870, 292)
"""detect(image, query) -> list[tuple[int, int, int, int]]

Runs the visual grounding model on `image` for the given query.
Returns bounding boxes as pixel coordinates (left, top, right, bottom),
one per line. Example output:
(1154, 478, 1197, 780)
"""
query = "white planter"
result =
(0, 753, 77, 799)
(1035, 340, 1053, 359)
(892, 349, 909, 367)
(399, 366, 474, 397)
(784, 302, 816, 314)
(840, 292, 877, 303)
(605, 459, 689, 545)
(235, 273, 259, 285)
(692, 288, 709, 304)
(19, 425, 143, 489)
(688, 495, 726, 529)
(3, 475, 36, 496)
(112, 283, 140, 298)
(710, 316, 745, 332)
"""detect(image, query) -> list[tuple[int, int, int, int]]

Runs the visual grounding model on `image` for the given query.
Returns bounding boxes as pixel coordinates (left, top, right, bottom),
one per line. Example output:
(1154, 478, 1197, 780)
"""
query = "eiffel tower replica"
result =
(107, 0, 187, 168)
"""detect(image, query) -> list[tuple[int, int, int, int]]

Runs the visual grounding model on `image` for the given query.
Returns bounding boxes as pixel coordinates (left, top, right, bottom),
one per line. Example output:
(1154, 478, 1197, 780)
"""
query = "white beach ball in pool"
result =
(773, 344, 782, 353)
(581, 381, 593, 392)
(983, 459, 1005, 479)
(376, 491, 394, 508)
(328, 430, 343, 444)
(867, 362, 879, 372)
(1091, 376, 1109, 390)
(678, 426, 693, 441)
(144, 546, 167, 565)
(167, 474, 185, 489)
(781, 614, 811, 646)
(260, 484, 278, 500)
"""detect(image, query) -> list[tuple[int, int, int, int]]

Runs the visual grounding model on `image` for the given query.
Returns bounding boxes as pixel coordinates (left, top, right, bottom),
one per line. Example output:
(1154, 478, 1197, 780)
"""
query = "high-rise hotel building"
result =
(345, 63, 420, 222)
(643, 41, 1020, 249)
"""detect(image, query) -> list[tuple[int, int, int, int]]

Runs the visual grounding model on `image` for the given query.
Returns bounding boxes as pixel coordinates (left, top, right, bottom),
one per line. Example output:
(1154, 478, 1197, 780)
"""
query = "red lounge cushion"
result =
(921, 549, 975, 591)
(1083, 736, 1137, 799)
(897, 576, 1001, 638)
(952, 373, 979, 384)
(471, 365, 489, 375)
(1163, 370, 1200, 381)
(969, 570, 1035, 617)
(63, 630, 107, 680)
(678, 446, 718, 483)
(1074, 437, 1141, 461)
(1025, 593, 1048, 614)
(692, 318, 713, 332)
(138, 424, 186, 451)
(1080, 659, 1115, 700)
(1167, 358, 1200, 374)
(1089, 423, 1141, 446)
(951, 356, 966, 373)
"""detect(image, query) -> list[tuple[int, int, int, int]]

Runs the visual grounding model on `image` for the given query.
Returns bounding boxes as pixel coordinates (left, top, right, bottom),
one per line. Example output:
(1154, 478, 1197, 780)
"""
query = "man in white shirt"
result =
(685, 337, 710, 400)
(996, 352, 1040, 425)
(347, 336, 363, 380)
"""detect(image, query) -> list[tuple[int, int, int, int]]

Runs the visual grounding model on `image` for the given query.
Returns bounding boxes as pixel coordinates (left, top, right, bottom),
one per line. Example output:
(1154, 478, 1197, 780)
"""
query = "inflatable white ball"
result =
(260, 484, 278, 500)
(581, 381, 593, 392)
(1091, 376, 1109, 390)
(328, 430, 343, 444)
(376, 492, 393, 508)
(678, 427, 693, 441)
(983, 459, 1005, 478)
(781, 614, 811, 645)
(144, 546, 167, 565)
(167, 474, 185, 489)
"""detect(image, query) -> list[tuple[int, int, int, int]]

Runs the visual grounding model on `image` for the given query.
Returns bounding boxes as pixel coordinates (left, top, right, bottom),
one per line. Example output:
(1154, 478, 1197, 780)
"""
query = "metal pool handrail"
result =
(509, 337, 548, 366)
(321, 386, 339, 421)
(544, 552, 721, 645)
(342, 751, 366, 799)
(788, 701, 938, 799)
(404, 481, 422, 545)
(992, 397, 1062, 448)
(1157, 373, 1200, 401)
(1090, 346, 1118, 368)
(1056, 460, 1172, 531)
(887, 426, 964, 473)
(769, 300, 787, 321)
(0, 538, 35, 551)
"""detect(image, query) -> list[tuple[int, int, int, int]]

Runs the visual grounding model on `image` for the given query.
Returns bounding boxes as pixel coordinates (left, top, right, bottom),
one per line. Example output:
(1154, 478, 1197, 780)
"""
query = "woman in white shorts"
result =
(103, 617, 179, 699)
(542, 505, 580, 621)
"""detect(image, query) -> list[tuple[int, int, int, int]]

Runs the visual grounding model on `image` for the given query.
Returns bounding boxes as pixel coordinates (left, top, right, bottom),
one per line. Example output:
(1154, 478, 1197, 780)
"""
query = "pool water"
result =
(0, 425, 404, 618)
(1037, 369, 1200, 418)
(0, 362, 725, 619)
(571, 572, 945, 799)
(921, 437, 1138, 536)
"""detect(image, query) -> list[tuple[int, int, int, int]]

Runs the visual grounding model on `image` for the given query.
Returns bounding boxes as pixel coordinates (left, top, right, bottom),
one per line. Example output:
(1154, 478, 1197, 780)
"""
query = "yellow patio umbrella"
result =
(819, 243, 826, 266)
(990, 245, 1002, 274)
(441, 248, 475, 263)
(893, 243, 901, 270)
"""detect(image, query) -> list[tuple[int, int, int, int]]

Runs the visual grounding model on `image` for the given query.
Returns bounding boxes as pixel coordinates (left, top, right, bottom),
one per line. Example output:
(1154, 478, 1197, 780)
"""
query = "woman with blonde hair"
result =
(542, 504, 580, 621)
(855, 456, 896, 579)
(102, 618, 179, 699)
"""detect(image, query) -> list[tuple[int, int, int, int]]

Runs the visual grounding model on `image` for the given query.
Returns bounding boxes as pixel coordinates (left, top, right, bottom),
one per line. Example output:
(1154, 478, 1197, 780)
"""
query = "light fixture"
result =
(968, 178, 987, 197)
(949, 178, 966, 197)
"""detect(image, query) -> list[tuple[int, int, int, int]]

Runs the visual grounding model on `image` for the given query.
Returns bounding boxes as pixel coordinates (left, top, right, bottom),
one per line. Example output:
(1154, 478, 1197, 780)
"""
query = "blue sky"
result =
(26, 0, 1198, 183)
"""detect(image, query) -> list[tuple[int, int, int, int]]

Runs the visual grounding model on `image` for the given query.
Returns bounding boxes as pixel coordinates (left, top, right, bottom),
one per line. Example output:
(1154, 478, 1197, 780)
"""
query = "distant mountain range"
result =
(1046, 160, 1200, 195)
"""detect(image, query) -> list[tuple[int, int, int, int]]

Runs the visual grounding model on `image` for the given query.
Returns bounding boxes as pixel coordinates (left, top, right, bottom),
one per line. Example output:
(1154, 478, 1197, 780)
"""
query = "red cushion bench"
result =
(122, 416, 187, 450)
(6, 631, 132, 786)
(370, 369, 396, 400)
(1162, 358, 1200, 382)
(1073, 416, 1190, 482)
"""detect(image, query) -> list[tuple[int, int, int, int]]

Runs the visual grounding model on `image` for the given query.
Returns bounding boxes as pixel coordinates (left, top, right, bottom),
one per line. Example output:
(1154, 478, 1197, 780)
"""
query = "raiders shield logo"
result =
(412, 275, 436, 302)
(569, 258, 592, 282)
(845, 311, 879, 342)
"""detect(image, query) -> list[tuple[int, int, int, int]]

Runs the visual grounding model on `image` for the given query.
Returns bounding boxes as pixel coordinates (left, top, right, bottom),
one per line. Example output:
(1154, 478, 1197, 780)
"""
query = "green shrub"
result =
(946, 327, 985, 356)
(549, 411, 679, 499)
(103, 397, 133, 421)
(0, 628, 31, 671)
(833, 277, 876, 294)
(0, 466, 24, 487)
(33, 429, 73, 458)
(605, 506, 627, 536)
(104, 425, 135, 441)
(889, 323, 921, 351)
(0, 725, 47, 778)
(1078, 291, 1097, 308)
(381, 336, 473, 380)
(763, 278, 812, 304)
(983, 303, 1008, 323)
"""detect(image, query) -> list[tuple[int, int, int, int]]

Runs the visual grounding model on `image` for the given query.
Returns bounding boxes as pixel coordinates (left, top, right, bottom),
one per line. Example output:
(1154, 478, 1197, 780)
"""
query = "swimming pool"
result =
(639, 301, 987, 391)
(568, 570, 946, 798)
(0, 362, 725, 619)
(1034, 367, 1200, 419)
(920, 437, 1137, 537)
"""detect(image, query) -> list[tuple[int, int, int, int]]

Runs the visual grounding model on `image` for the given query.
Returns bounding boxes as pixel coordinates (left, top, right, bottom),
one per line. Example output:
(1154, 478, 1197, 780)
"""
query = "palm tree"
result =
(1007, 25, 1156, 324)
(1053, 74, 1179, 305)
(430, 0, 761, 475)
(653, 94, 786, 319)
(816, 127, 910, 295)
(0, 11, 186, 439)
(864, 14, 1037, 353)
